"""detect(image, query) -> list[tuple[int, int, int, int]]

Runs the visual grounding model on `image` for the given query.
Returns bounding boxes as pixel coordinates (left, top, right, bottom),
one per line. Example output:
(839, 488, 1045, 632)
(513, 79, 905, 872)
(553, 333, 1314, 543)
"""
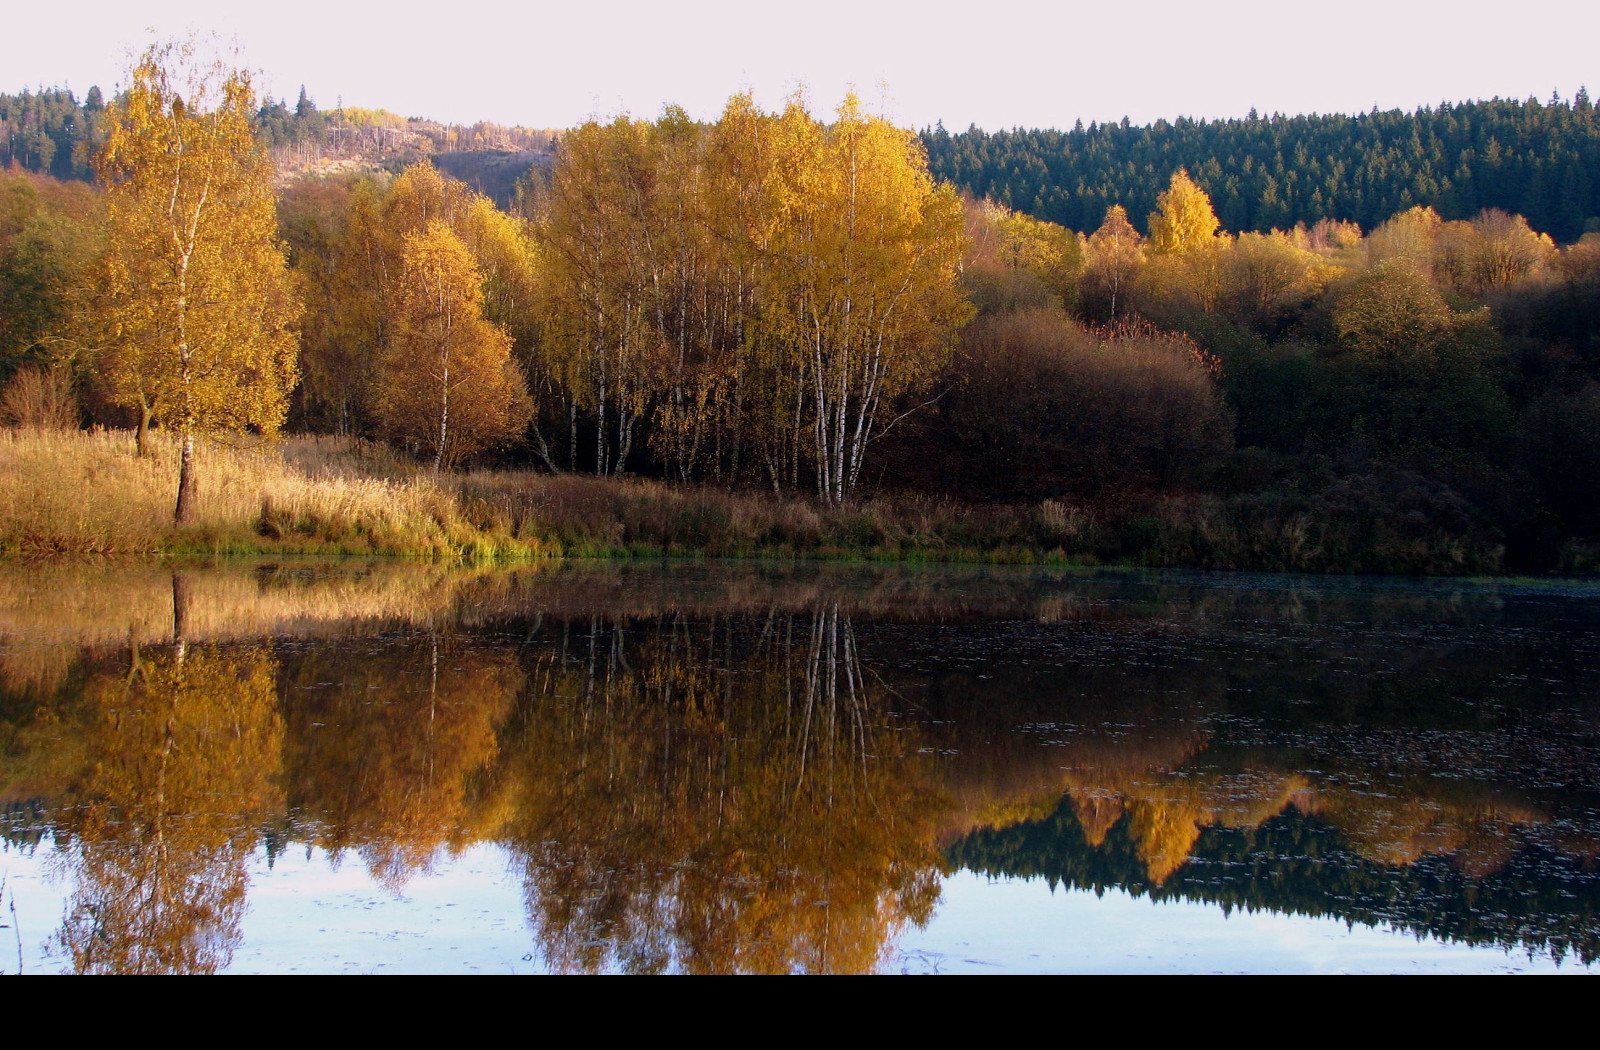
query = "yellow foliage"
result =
(537, 93, 968, 496)
(1367, 205, 1443, 275)
(1225, 229, 1336, 318)
(1332, 259, 1456, 357)
(94, 42, 300, 442)
(1147, 168, 1221, 256)
(374, 220, 530, 470)
(1081, 204, 1144, 318)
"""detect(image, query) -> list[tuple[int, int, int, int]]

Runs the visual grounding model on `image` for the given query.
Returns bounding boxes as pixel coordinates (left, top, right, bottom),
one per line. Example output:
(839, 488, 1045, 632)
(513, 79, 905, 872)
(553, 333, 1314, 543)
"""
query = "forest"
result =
(3, 45, 1600, 573)
(922, 93, 1600, 242)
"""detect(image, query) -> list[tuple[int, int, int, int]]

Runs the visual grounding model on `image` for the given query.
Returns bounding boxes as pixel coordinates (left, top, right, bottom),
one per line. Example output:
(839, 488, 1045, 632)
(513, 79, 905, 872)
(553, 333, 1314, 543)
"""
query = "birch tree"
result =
(767, 95, 968, 503)
(95, 41, 299, 522)
(374, 220, 529, 470)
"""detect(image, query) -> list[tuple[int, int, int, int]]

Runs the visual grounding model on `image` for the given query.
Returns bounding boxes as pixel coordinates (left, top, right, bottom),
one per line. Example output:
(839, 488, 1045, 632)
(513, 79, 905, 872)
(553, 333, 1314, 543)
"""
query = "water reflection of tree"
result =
(52, 640, 283, 974)
(278, 630, 520, 891)
(503, 605, 946, 974)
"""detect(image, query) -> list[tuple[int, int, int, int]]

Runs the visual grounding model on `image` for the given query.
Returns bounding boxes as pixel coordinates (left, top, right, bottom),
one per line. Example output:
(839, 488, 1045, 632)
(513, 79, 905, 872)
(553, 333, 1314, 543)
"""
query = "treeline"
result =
(0, 87, 108, 180)
(923, 92, 1600, 243)
(280, 96, 968, 503)
(7, 50, 1600, 571)
(899, 174, 1600, 569)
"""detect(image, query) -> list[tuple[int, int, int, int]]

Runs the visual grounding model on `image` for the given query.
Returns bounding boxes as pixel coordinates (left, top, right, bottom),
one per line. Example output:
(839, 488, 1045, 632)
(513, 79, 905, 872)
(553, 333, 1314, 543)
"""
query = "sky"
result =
(6, 1, 1598, 130)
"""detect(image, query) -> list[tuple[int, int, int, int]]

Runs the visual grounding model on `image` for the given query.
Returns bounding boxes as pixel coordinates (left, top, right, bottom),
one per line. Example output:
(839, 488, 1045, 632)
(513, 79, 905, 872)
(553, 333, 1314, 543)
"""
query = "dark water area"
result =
(2, 560, 1599, 973)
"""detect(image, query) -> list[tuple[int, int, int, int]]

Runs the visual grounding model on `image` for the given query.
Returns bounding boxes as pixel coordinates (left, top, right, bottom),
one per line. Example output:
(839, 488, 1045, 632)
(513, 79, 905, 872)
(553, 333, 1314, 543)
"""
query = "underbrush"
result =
(0, 428, 1515, 574)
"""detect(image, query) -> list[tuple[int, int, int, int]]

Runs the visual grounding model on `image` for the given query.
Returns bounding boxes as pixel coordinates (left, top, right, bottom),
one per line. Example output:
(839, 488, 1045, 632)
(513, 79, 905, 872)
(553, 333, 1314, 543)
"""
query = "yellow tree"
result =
(292, 163, 539, 446)
(766, 95, 969, 503)
(702, 95, 785, 485)
(1367, 205, 1443, 275)
(537, 117, 666, 476)
(277, 172, 383, 435)
(961, 198, 1082, 314)
(1145, 169, 1229, 311)
(1435, 208, 1555, 295)
(1147, 168, 1220, 254)
(1332, 258, 1456, 358)
(95, 42, 300, 522)
(374, 220, 530, 470)
(1224, 229, 1330, 323)
(1082, 204, 1144, 318)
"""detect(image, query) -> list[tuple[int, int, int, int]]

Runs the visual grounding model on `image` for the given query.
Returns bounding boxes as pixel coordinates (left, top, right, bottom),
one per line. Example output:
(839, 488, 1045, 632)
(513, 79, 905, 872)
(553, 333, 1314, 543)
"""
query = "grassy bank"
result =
(0, 427, 1528, 573)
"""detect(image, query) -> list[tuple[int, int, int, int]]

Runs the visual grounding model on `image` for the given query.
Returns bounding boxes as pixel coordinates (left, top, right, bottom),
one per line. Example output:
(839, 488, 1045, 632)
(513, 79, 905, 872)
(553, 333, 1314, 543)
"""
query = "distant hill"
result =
(922, 93, 1600, 241)
(0, 84, 557, 206)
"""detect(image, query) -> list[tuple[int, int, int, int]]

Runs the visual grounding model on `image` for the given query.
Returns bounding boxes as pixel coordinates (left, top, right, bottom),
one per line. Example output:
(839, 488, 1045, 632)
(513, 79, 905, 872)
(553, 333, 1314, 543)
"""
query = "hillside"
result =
(0, 84, 556, 203)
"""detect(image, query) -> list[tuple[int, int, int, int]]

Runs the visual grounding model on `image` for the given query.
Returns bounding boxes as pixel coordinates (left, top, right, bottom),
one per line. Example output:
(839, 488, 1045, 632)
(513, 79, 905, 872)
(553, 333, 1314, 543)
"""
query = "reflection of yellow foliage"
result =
(53, 645, 283, 974)
(281, 633, 519, 891)
(1126, 795, 1207, 884)
(506, 608, 946, 973)
(1130, 769, 1310, 883)
(1070, 791, 1125, 848)
(1063, 753, 1540, 884)
(1309, 787, 1540, 871)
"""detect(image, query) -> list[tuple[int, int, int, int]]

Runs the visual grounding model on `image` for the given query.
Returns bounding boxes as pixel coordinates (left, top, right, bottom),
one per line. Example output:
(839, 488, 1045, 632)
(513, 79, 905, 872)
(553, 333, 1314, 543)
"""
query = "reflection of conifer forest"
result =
(4, 562, 1600, 971)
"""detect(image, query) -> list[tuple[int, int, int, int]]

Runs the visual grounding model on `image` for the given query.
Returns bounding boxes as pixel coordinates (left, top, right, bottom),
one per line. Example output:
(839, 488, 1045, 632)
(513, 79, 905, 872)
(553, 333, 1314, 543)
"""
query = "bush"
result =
(926, 309, 1234, 499)
(0, 362, 78, 429)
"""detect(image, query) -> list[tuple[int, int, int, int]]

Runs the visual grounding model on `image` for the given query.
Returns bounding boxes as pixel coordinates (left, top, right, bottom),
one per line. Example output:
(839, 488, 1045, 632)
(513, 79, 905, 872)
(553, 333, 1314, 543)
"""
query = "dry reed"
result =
(0, 427, 1513, 574)
(0, 428, 542, 558)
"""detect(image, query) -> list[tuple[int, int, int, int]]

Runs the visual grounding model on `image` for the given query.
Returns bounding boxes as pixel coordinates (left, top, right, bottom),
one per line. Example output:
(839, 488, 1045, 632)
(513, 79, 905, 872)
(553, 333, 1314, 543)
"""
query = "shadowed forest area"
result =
(3, 52, 1599, 573)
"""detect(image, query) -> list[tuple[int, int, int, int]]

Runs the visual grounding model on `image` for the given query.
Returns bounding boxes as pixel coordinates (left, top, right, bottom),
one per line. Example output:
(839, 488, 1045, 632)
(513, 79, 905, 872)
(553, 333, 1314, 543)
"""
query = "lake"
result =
(2, 559, 1598, 974)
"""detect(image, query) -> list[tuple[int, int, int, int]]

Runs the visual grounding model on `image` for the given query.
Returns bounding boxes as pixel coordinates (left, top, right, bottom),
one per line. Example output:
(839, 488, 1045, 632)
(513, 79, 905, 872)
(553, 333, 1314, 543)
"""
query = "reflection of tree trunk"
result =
(428, 630, 438, 790)
(795, 602, 867, 795)
(171, 573, 192, 662)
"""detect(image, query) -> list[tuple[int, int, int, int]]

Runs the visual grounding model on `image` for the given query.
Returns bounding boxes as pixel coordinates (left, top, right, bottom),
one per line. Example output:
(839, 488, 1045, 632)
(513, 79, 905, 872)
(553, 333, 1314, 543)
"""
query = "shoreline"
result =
(2, 427, 1590, 579)
(6, 547, 1600, 593)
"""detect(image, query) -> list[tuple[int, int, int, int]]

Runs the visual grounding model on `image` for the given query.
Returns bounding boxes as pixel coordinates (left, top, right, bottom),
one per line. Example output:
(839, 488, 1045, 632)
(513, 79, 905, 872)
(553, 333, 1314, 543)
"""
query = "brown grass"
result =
(0, 363, 79, 430)
(0, 428, 542, 558)
(0, 427, 1514, 574)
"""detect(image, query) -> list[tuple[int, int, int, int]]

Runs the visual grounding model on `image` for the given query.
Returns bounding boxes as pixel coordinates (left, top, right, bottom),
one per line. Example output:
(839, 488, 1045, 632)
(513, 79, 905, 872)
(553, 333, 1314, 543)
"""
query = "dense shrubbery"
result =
(887, 310, 1232, 499)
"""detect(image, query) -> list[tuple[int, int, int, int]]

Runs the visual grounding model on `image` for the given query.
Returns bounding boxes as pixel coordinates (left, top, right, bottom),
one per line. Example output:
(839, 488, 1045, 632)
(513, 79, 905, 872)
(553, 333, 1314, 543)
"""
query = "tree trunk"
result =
(136, 397, 153, 457)
(174, 431, 197, 525)
(434, 358, 449, 474)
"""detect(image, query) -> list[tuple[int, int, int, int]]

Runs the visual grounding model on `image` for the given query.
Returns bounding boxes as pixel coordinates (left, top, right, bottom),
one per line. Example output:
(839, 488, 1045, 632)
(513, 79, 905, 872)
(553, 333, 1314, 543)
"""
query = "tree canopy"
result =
(922, 93, 1600, 243)
(94, 41, 300, 519)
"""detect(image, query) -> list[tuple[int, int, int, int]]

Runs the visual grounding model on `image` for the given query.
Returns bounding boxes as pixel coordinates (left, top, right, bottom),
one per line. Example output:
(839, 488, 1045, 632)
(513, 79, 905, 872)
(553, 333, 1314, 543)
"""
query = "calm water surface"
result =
(2, 560, 1599, 974)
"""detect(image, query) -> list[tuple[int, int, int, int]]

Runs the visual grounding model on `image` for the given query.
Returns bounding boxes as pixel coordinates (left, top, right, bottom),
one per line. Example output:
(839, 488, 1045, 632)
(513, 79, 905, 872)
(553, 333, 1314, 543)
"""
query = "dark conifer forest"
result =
(922, 94, 1600, 241)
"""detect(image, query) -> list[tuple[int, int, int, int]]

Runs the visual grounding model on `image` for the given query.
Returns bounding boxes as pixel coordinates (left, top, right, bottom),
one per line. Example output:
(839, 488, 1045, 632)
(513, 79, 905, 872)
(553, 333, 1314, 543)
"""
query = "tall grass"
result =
(0, 427, 1514, 573)
(0, 429, 544, 557)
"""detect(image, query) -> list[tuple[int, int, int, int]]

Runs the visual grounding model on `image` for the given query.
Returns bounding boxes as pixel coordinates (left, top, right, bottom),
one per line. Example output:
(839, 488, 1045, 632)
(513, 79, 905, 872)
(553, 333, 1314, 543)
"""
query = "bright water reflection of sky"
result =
(2, 844, 1583, 974)
(8, 1, 1600, 130)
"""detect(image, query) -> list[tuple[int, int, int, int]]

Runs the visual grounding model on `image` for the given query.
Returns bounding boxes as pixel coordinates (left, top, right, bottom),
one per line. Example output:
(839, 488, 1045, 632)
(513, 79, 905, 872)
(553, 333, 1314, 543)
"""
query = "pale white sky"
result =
(7, 1, 1598, 130)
